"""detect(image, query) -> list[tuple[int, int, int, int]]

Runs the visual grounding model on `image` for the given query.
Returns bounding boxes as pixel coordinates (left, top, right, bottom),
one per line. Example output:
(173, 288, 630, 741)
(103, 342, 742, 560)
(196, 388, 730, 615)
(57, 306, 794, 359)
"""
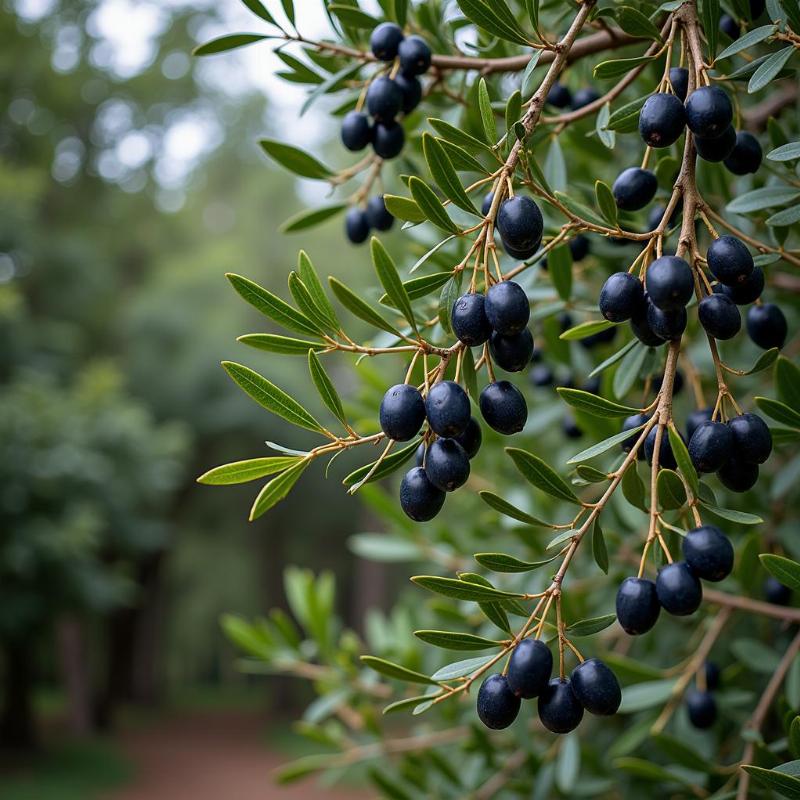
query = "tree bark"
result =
(56, 616, 93, 736)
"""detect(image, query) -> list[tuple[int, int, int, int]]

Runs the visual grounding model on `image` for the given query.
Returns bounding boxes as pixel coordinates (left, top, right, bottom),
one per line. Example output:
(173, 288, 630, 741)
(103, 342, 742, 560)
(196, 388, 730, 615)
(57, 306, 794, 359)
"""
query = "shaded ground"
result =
(107, 708, 369, 800)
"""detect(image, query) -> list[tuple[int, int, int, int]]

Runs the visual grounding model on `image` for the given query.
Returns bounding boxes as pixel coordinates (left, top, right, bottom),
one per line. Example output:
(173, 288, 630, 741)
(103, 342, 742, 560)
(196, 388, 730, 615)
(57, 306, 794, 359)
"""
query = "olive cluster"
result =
(477, 639, 621, 734)
(615, 524, 734, 635)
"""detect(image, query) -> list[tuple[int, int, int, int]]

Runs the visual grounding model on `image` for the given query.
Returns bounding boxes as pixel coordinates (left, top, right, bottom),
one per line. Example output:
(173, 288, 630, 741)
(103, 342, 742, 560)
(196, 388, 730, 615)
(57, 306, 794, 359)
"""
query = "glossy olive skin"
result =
(646, 255, 694, 311)
(372, 121, 405, 159)
(644, 426, 678, 469)
(569, 234, 590, 261)
(685, 85, 733, 138)
(630, 304, 666, 347)
(747, 303, 788, 350)
(686, 688, 717, 729)
(496, 197, 544, 253)
(599, 272, 645, 322)
(424, 438, 470, 492)
(399, 467, 445, 521)
(612, 167, 658, 211)
(621, 413, 650, 458)
(646, 302, 687, 341)
(714, 266, 764, 305)
(341, 111, 372, 151)
(717, 459, 759, 492)
(707, 235, 754, 286)
(669, 67, 689, 101)
(454, 417, 482, 459)
(489, 329, 534, 372)
(727, 412, 772, 464)
(451, 293, 492, 347)
(724, 131, 763, 175)
(686, 407, 713, 441)
(571, 659, 622, 716)
(479, 381, 527, 435)
(398, 35, 432, 76)
(616, 577, 660, 635)
(538, 678, 584, 734)
(345, 208, 370, 244)
(393, 73, 422, 114)
(656, 562, 703, 616)
(366, 195, 394, 231)
(698, 294, 741, 340)
(639, 92, 687, 148)
(366, 76, 402, 121)
(688, 420, 734, 473)
(485, 280, 531, 335)
(695, 125, 737, 162)
(683, 524, 734, 582)
(425, 380, 471, 437)
(379, 384, 426, 441)
(370, 22, 404, 61)
(477, 674, 520, 730)
(507, 639, 553, 699)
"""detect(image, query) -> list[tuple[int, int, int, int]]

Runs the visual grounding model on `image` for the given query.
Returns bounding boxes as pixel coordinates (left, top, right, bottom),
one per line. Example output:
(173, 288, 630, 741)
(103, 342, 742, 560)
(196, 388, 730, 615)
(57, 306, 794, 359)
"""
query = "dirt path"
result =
(106, 709, 369, 800)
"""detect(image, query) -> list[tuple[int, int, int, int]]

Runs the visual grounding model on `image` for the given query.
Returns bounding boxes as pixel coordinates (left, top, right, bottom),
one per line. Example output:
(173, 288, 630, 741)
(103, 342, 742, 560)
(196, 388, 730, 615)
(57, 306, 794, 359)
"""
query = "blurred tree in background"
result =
(1, 0, 379, 753)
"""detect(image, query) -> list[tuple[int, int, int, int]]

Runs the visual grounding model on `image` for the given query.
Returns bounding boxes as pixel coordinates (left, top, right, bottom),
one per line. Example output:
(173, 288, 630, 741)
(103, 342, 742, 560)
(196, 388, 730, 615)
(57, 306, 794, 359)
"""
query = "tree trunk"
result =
(0, 636, 36, 751)
(56, 616, 93, 736)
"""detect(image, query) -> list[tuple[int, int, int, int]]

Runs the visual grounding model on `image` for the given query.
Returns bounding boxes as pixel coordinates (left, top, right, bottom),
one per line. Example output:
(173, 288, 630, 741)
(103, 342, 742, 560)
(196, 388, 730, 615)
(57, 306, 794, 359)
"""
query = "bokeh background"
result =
(1, 1, 383, 796)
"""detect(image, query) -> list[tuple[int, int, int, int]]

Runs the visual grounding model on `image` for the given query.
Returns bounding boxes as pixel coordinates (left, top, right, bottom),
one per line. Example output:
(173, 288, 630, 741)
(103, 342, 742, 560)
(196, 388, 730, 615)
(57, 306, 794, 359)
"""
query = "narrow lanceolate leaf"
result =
(567, 424, 646, 464)
(281, 203, 347, 232)
(428, 118, 494, 154)
(259, 139, 332, 179)
(287, 272, 330, 334)
(381, 273, 452, 306)
(657, 469, 686, 510)
(558, 388, 641, 419)
(548, 244, 572, 301)
(760, 554, 800, 592)
(342, 439, 420, 486)
(589, 339, 638, 377)
(726, 186, 800, 214)
(430, 655, 494, 681)
(701, 0, 720, 56)
(250, 461, 308, 520)
(614, 338, 647, 399)
(567, 613, 616, 637)
(756, 396, 800, 429)
(328, 276, 403, 337)
(226, 273, 320, 337)
(383, 693, 439, 715)
(240, 0, 277, 24)
(606, 95, 648, 131)
(237, 334, 327, 355)
(308, 351, 347, 427)
(553, 192, 609, 228)
(198, 456, 302, 485)
(360, 656, 438, 685)
(478, 491, 556, 527)
(699, 502, 763, 525)
(767, 141, 800, 161)
(437, 138, 488, 174)
(298, 251, 339, 329)
(506, 448, 581, 504)
(408, 177, 460, 233)
(743, 766, 800, 798)
(456, 0, 530, 47)
(668, 425, 699, 496)
(300, 61, 363, 117)
(327, 4, 379, 29)
(194, 33, 270, 56)
(594, 56, 656, 80)
(748, 46, 795, 93)
(560, 319, 617, 341)
(411, 575, 525, 602)
(222, 362, 324, 433)
(371, 238, 418, 332)
(521, 50, 543, 98)
(767, 205, 800, 226)
(477, 78, 495, 144)
(414, 630, 502, 651)
(595, 180, 618, 226)
(776, 356, 800, 410)
(474, 552, 558, 573)
(592, 521, 609, 574)
(616, 5, 662, 39)
(717, 24, 777, 60)
(383, 194, 426, 223)
(422, 134, 478, 215)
